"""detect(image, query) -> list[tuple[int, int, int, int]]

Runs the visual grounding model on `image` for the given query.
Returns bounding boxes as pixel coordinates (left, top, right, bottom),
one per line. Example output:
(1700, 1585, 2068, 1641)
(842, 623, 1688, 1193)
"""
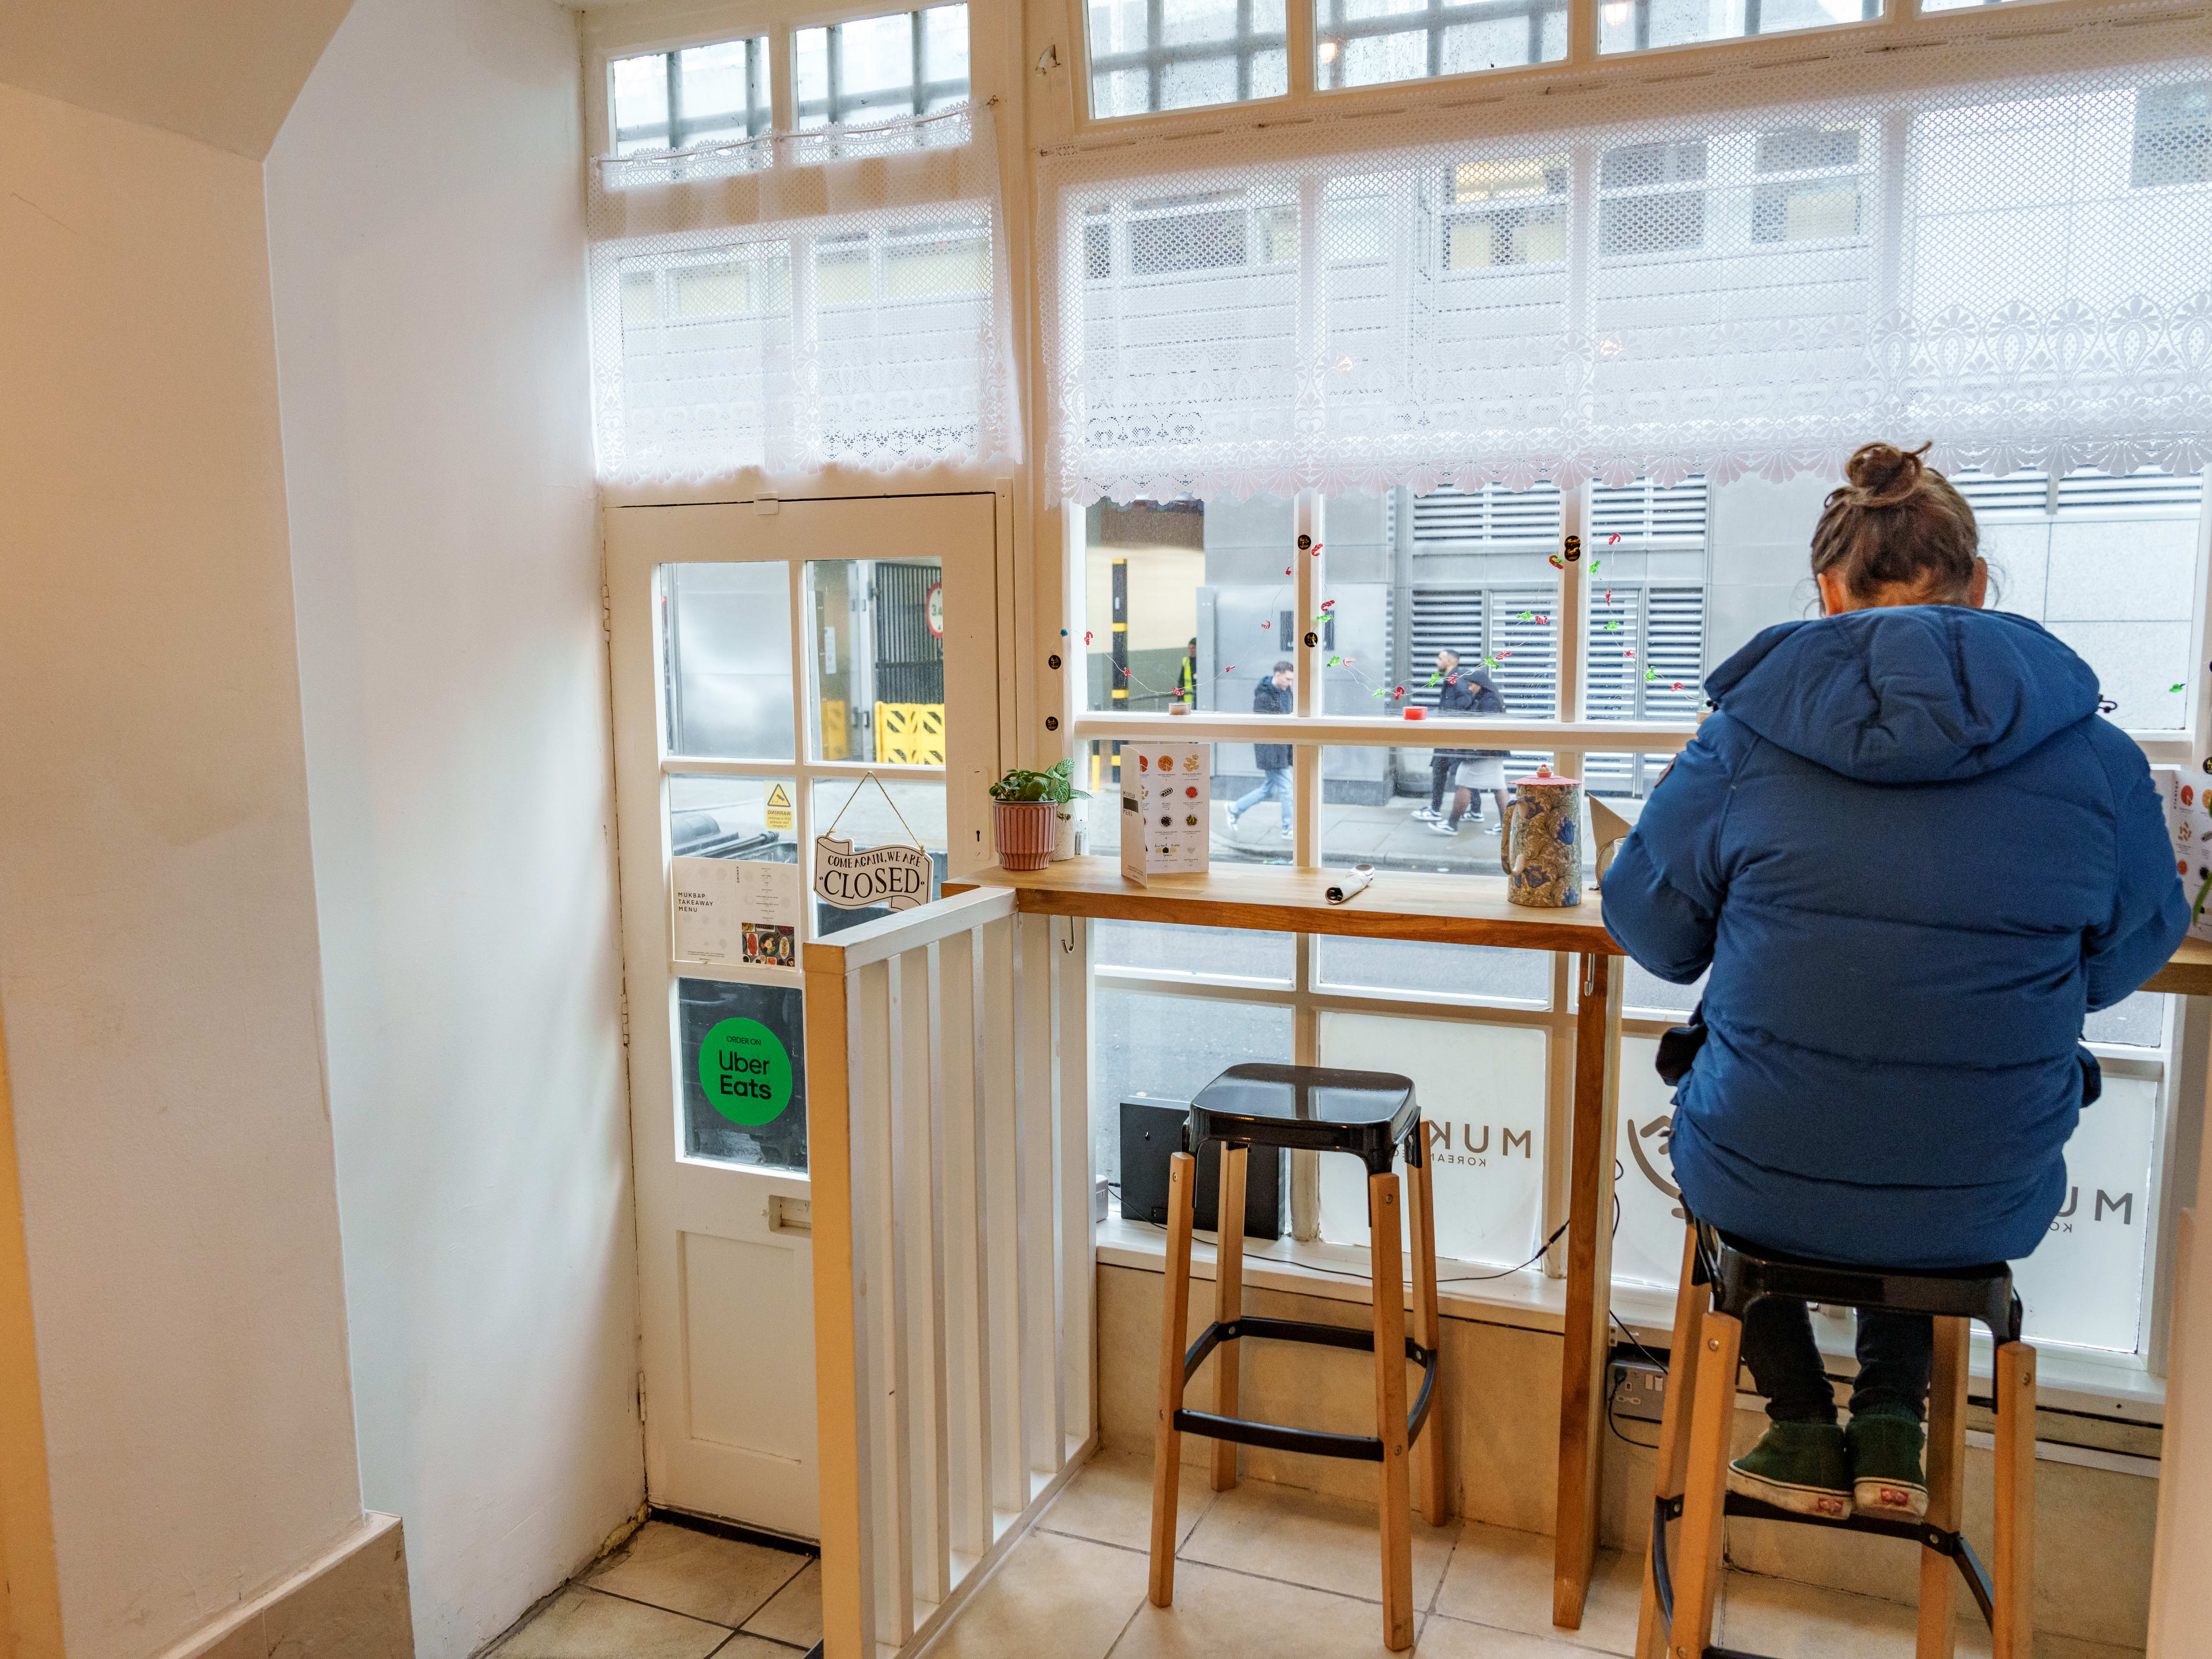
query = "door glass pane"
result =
(807, 558, 945, 763)
(665, 563, 795, 759)
(809, 779, 946, 938)
(670, 777, 802, 968)
(669, 775, 800, 862)
(1316, 1012, 1547, 1270)
(679, 977, 808, 1170)
(1092, 990, 1293, 1183)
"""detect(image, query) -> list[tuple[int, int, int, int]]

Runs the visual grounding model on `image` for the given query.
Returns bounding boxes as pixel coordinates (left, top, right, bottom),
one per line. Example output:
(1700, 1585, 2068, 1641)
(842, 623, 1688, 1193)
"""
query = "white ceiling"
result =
(0, 0, 357, 158)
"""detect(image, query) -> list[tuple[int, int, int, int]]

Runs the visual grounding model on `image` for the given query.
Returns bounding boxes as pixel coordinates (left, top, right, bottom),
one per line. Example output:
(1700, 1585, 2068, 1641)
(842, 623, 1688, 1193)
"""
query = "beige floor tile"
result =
(1176, 1477, 1459, 1611)
(1720, 1569, 2146, 1659)
(583, 1522, 810, 1627)
(717, 1639, 813, 1659)
(1112, 1559, 1420, 1659)
(1041, 1448, 1218, 1554)
(1415, 1612, 1596, 1657)
(929, 1529, 1148, 1659)
(1431, 1521, 1644, 1655)
(493, 1588, 729, 1659)
(741, 1559, 823, 1647)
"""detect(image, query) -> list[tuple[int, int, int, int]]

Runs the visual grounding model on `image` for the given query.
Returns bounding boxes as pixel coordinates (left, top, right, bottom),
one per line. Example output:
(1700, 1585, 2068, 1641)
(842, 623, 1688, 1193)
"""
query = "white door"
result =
(608, 493, 1004, 1535)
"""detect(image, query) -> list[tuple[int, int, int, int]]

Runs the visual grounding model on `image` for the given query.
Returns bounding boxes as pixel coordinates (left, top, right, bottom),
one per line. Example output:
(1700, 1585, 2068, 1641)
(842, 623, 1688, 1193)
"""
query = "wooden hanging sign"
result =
(813, 771, 932, 911)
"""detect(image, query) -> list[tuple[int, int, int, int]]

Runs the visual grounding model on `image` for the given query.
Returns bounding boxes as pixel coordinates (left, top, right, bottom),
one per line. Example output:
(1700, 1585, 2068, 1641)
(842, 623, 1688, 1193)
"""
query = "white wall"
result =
(0, 78, 364, 1659)
(264, 2, 643, 1654)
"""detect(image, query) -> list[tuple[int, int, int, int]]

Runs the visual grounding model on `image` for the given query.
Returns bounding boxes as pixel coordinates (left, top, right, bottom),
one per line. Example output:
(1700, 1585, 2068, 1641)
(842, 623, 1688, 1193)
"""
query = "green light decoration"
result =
(2173, 683, 2187, 693)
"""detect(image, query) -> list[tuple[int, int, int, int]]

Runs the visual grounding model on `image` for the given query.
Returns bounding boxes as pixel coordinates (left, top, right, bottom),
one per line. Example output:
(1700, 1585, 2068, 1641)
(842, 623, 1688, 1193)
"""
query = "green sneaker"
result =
(1726, 1421, 1853, 1518)
(1847, 1406, 1928, 1519)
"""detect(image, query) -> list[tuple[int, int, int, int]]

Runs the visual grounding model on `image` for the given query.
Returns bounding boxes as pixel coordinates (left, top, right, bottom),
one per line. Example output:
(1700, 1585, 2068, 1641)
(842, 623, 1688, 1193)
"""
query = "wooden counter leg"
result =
(1408, 1123, 1449, 1526)
(1371, 1173, 1414, 1653)
(1993, 1342, 2037, 1659)
(1150, 1152, 1196, 1607)
(1635, 1224, 1709, 1659)
(1914, 1316, 1971, 1659)
(1211, 1145, 1247, 1493)
(1555, 952, 1624, 1628)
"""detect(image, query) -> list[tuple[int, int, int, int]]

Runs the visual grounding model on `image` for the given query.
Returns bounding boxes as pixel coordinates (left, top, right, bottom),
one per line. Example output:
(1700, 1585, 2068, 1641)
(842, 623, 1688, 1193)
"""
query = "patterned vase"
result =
(1501, 778, 1582, 907)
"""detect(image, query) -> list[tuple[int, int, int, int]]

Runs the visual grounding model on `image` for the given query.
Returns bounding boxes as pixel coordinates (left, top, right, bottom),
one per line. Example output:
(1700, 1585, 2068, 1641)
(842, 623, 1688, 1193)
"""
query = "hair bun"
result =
(1844, 441, 1929, 508)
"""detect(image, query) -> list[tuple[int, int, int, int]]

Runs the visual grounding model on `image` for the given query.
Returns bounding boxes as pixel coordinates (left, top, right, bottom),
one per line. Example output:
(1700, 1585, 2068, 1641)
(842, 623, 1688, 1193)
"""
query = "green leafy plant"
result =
(990, 759, 1090, 805)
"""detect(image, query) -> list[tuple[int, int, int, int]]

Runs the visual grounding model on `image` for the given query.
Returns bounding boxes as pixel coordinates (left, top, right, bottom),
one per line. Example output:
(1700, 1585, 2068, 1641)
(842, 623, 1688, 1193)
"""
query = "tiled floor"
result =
(490, 1461, 2146, 1659)
(492, 1520, 820, 1659)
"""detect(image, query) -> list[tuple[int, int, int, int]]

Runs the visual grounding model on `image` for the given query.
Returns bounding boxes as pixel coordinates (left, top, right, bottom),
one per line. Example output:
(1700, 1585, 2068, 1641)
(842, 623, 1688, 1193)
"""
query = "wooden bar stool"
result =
(1637, 1218, 2036, 1659)
(1148, 1063, 1446, 1653)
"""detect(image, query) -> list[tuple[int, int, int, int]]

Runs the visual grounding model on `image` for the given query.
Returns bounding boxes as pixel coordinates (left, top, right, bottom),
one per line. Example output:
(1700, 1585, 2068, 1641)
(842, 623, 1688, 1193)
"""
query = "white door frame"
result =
(608, 491, 1005, 1533)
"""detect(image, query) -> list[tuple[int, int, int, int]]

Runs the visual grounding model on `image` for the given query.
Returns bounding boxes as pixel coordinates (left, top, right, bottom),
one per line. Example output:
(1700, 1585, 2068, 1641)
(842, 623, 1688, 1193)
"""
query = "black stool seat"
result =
(1704, 1225, 2021, 1343)
(1190, 1062, 1417, 1175)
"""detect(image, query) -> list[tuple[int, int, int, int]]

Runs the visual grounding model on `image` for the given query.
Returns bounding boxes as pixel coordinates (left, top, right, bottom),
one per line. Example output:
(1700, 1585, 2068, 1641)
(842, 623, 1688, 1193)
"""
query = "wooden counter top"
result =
(948, 858, 2212, 998)
(945, 857, 1623, 953)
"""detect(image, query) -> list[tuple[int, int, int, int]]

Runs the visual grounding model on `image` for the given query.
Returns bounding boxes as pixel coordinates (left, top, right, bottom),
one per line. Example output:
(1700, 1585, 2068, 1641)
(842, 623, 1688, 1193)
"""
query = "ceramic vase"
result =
(994, 800, 1056, 871)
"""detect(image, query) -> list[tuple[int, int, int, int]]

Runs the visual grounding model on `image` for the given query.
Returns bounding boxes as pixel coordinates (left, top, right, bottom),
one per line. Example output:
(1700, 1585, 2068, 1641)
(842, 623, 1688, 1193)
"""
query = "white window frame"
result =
(1066, 476, 2212, 1406)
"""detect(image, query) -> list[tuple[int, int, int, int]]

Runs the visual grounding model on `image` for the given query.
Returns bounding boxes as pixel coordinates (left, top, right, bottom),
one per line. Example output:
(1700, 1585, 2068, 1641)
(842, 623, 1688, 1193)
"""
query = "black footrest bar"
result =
(1651, 1490, 1994, 1635)
(1177, 1317, 1440, 1463)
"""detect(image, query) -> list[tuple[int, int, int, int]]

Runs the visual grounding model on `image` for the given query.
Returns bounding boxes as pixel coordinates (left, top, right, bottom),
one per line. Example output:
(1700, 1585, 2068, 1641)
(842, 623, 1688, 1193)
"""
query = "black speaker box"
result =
(1118, 1096, 1286, 1240)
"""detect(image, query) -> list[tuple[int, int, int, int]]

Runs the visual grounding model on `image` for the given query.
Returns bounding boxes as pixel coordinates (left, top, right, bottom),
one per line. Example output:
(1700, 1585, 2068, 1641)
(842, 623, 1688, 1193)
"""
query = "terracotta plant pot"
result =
(993, 800, 1057, 870)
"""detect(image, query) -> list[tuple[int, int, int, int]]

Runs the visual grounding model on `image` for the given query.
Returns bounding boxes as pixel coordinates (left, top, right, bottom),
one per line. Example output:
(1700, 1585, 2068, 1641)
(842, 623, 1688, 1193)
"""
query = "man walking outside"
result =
(1227, 660, 1294, 842)
(1414, 649, 1480, 824)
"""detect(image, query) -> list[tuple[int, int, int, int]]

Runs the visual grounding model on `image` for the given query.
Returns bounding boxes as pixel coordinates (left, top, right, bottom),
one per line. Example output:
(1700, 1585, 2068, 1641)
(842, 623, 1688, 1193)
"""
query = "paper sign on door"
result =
(675, 856, 801, 968)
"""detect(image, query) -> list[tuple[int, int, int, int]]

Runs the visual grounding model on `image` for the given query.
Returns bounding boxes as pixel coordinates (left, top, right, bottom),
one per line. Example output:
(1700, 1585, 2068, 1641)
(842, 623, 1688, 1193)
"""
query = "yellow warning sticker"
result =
(764, 782, 793, 832)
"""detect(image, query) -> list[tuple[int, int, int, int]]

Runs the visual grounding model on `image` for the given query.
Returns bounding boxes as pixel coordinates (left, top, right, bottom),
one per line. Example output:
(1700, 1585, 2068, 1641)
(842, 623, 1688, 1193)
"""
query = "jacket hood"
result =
(1705, 608, 2101, 785)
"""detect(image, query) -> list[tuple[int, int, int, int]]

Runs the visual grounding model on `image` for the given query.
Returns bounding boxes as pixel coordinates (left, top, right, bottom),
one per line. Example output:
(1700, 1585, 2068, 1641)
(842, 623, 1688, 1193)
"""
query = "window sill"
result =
(1094, 1204, 2166, 1425)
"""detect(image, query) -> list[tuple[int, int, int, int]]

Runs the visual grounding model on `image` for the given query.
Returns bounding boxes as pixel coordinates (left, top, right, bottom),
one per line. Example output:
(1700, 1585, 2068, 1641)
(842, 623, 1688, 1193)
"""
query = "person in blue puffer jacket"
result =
(1602, 442, 2186, 1524)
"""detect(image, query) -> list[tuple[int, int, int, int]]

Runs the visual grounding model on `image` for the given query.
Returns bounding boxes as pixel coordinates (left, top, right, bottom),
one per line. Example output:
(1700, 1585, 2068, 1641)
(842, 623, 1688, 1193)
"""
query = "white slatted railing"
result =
(804, 888, 1094, 1659)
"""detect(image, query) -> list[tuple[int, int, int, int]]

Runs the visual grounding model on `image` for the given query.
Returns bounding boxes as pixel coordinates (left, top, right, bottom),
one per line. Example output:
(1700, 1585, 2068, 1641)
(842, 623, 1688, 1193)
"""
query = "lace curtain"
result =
(588, 104, 1017, 487)
(1041, 48, 2212, 503)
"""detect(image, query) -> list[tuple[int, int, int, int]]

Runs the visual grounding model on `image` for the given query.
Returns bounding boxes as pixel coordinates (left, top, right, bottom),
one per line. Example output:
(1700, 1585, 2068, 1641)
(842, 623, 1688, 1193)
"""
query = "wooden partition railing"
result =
(804, 888, 1096, 1659)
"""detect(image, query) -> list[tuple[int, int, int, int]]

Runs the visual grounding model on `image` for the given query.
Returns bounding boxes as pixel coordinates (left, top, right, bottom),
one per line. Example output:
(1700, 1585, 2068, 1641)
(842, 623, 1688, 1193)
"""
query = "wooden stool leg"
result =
(1407, 1124, 1448, 1525)
(1992, 1341, 2036, 1659)
(1636, 1225, 1711, 1659)
(1370, 1171, 1414, 1653)
(1150, 1151, 1197, 1608)
(1211, 1146, 1248, 1493)
(1666, 1308, 1740, 1659)
(1915, 1316, 1971, 1659)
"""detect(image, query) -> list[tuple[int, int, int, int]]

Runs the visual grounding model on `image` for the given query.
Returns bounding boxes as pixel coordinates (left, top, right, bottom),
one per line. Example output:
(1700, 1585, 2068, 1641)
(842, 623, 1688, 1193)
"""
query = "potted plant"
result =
(990, 760, 1088, 871)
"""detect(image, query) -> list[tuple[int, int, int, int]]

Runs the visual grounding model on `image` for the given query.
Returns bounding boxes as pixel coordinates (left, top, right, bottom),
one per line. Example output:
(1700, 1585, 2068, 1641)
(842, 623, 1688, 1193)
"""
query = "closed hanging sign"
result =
(813, 836, 931, 911)
(813, 770, 933, 911)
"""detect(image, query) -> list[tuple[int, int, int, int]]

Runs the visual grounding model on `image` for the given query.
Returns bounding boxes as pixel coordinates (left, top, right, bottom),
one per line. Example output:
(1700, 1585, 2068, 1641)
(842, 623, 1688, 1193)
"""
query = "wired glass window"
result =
(794, 5, 971, 129)
(1315, 0, 1565, 89)
(611, 37, 771, 154)
(1088, 0, 1291, 120)
(1599, 0, 1879, 55)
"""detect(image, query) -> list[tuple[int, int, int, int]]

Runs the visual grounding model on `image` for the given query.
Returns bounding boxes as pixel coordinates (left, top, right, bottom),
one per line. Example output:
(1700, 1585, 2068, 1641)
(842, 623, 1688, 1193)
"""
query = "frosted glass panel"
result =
(2015, 1076, 2158, 1353)
(1316, 938, 1551, 1007)
(1314, 0, 1566, 90)
(1090, 0, 1289, 117)
(1094, 920, 1293, 982)
(1600, 0, 1876, 55)
(1316, 1013, 1546, 1269)
(1092, 991, 1293, 1181)
(664, 563, 796, 760)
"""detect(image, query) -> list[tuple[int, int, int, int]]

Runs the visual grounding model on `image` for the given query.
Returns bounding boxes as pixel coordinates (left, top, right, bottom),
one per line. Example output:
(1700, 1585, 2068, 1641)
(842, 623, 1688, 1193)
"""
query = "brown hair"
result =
(1811, 442, 1979, 605)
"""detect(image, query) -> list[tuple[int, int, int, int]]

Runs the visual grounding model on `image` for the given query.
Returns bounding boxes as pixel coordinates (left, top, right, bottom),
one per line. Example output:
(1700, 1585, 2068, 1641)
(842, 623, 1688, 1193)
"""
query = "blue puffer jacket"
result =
(1601, 607, 2187, 1268)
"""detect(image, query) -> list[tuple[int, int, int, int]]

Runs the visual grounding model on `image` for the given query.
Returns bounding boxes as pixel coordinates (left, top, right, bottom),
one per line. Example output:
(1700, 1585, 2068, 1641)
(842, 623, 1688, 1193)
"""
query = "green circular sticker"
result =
(698, 1017, 793, 1126)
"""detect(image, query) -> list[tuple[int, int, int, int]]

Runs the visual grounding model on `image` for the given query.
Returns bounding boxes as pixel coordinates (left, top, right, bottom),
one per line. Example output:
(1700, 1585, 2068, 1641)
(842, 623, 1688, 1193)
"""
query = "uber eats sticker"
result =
(699, 1017, 794, 1126)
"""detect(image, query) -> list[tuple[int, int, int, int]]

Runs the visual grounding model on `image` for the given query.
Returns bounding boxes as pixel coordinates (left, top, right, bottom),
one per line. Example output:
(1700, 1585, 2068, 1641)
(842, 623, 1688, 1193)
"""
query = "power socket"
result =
(1608, 1345, 1670, 1425)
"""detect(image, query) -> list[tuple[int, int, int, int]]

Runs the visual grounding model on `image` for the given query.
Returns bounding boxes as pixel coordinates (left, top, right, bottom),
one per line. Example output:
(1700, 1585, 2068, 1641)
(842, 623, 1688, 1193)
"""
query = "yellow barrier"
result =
(874, 701, 945, 766)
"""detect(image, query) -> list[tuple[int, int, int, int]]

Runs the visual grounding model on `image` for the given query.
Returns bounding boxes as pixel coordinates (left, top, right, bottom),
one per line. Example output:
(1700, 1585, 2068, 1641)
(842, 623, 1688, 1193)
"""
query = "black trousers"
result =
(1740, 1298, 1934, 1425)
(1427, 757, 1480, 817)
